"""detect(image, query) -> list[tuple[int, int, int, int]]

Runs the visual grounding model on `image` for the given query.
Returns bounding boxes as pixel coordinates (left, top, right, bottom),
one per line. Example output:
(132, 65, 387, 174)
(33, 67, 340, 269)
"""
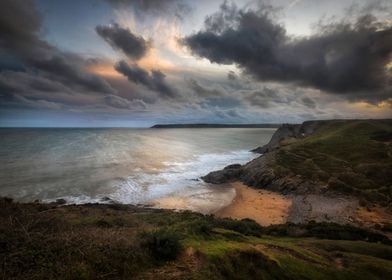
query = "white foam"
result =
(43, 150, 258, 210)
(110, 149, 257, 204)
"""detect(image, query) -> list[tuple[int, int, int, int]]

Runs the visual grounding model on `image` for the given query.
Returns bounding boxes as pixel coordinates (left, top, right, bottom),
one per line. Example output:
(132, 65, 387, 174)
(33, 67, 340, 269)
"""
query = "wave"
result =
(44, 150, 258, 210)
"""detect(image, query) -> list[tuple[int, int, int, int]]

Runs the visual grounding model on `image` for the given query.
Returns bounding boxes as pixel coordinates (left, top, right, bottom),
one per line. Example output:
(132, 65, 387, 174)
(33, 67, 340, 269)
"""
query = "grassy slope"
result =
(1, 199, 391, 280)
(273, 120, 392, 205)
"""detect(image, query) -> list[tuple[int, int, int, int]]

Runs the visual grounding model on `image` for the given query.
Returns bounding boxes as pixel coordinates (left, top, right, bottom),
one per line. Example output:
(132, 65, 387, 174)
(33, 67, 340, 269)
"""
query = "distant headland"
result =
(151, 123, 281, 128)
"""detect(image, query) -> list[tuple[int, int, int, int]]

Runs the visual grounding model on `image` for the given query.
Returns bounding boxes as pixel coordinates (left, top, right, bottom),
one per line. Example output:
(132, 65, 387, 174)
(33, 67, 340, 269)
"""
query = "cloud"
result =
(0, 69, 148, 114)
(32, 55, 115, 93)
(0, 70, 103, 108)
(104, 95, 147, 110)
(12, 95, 63, 110)
(188, 78, 224, 97)
(227, 71, 237, 81)
(104, 0, 190, 19)
(301, 96, 317, 109)
(244, 88, 278, 108)
(114, 60, 177, 98)
(0, 0, 114, 94)
(183, 1, 392, 102)
(96, 23, 149, 60)
(214, 108, 244, 120)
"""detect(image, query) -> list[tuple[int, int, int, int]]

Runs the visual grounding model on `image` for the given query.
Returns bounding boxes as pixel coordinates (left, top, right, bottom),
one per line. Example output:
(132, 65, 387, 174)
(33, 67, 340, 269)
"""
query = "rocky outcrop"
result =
(203, 151, 319, 195)
(201, 164, 243, 184)
(251, 120, 330, 154)
(203, 119, 392, 201)
(203, 120, 336, 194)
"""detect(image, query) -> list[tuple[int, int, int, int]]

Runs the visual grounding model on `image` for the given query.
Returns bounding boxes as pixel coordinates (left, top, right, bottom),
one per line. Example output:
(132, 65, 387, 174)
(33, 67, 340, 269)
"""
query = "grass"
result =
(1, 198, 392, 279)
(273, 120, 392, 205)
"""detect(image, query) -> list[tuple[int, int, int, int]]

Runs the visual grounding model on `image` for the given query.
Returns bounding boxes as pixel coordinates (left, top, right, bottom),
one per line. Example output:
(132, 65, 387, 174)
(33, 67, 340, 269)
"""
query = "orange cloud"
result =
(88, 63, 124, 79)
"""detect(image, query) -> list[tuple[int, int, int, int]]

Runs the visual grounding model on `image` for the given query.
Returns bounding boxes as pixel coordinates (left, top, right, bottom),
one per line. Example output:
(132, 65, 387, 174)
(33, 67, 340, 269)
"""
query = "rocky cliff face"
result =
(202, 149, 315, 194)
(251, 120, 331, 153)
(202, 121, 328, 193)
(202, 120, 392, 198)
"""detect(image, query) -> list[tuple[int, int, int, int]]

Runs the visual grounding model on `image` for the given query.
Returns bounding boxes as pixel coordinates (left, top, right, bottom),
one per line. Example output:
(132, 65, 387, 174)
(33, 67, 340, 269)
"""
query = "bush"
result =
(214, 218, 262, 237)
(141, 230, 182, 261)
(188, 219, 213, 236)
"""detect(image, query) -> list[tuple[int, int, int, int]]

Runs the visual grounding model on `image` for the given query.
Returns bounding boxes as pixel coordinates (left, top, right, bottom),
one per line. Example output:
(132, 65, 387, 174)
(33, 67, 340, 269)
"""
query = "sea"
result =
(0, 128, 275, 213)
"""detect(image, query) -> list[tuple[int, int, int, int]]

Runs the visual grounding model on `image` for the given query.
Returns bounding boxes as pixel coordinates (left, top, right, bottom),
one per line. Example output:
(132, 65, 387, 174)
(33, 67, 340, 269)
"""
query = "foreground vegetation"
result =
(1, 198, 391, 279)
(273, 120, 392, 206)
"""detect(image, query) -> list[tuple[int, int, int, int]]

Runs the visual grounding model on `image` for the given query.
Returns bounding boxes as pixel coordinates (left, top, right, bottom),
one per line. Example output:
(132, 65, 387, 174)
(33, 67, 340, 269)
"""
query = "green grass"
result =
(1, 198, 391, 279)
(273, 120, 392, 205)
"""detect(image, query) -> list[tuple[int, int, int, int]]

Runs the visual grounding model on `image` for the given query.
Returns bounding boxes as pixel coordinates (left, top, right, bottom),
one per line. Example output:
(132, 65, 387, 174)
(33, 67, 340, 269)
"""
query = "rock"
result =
(55, 198, 67, 205)
(251, 121, 332, 154)
(202, 163, 243, 184)
(203, 121, 332, 193)
(100, 196, 117, 204)
(224, 164, 242, 170)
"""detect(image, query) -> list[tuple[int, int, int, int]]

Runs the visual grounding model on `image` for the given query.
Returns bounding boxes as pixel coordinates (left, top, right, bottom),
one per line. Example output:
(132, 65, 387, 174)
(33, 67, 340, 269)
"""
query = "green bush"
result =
(214, 218, 262, 237)
(141, 230, 182, 261)
(188, 219, 213, 236)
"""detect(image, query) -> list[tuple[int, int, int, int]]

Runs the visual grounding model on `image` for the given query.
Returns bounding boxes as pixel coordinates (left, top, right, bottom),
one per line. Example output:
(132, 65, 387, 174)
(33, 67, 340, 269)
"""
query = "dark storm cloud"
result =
(301, 96, 317, 109)
(96, 23, 149, 60)
(183, 1, 392, 102)
(0, 70, 146, 113)
(104, 0, 190, 19)
(243, 85, 319, 110)
(103, 94, 147, 110)
(31, 55, 115, 93)
(0, 70, 103, 109)
(214, 108, 243, 120)
(114, 60, 177, 98)
(11, 94, 63, 110)
(0, 0, 114, 95)
(244, 90, 275, 108)
(227, 71, 237, 81)
(188, 78, 224, 97)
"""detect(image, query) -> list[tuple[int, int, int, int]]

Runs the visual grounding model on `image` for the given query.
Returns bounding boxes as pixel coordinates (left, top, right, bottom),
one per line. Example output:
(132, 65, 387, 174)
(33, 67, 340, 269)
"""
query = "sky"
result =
(0, 0, 391, 127)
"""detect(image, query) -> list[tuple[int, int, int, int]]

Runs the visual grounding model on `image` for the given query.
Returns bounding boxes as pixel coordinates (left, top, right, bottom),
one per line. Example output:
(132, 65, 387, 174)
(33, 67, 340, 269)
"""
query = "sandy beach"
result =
(213, 181, 392, 230)
(214, 182, 292, 226)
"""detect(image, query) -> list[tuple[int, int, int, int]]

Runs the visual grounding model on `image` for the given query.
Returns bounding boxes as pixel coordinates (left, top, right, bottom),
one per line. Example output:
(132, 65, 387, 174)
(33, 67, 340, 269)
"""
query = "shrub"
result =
(141, 230, 182, 261)
(214, 218, 262, 237)
(188, 219, 212, 236)
(382, 223, 392, 232)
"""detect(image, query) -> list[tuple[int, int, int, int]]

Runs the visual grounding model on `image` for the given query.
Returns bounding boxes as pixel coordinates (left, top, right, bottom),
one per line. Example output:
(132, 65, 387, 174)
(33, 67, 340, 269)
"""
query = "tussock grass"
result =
(1, 198, 392, 279)
(274, 120, 392, 205)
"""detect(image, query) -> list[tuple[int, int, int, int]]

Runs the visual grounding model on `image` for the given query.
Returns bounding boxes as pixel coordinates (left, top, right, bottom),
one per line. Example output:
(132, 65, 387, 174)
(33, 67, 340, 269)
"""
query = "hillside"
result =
(203, 119, 392, 207)
(1, 198, 392, 280)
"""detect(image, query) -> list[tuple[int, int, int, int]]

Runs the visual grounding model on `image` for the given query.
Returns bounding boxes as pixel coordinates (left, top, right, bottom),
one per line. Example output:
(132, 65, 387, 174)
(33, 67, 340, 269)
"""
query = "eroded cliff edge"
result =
(203, 119, 392, 207)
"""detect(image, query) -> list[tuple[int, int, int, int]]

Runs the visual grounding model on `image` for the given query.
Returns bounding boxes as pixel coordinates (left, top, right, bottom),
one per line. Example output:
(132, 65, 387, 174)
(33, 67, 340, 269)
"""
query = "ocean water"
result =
(0, 128, 275, 213)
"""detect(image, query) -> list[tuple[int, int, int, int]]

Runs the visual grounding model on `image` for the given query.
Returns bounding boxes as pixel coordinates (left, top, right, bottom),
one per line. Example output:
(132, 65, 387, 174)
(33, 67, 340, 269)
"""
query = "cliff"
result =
(203, 119, 392, 206)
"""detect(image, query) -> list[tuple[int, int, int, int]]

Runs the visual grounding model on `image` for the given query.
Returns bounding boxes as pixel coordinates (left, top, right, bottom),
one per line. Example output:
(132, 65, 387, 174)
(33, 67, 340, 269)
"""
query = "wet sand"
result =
(214, 182, 292, 226)
(148, 185, 236, 214)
